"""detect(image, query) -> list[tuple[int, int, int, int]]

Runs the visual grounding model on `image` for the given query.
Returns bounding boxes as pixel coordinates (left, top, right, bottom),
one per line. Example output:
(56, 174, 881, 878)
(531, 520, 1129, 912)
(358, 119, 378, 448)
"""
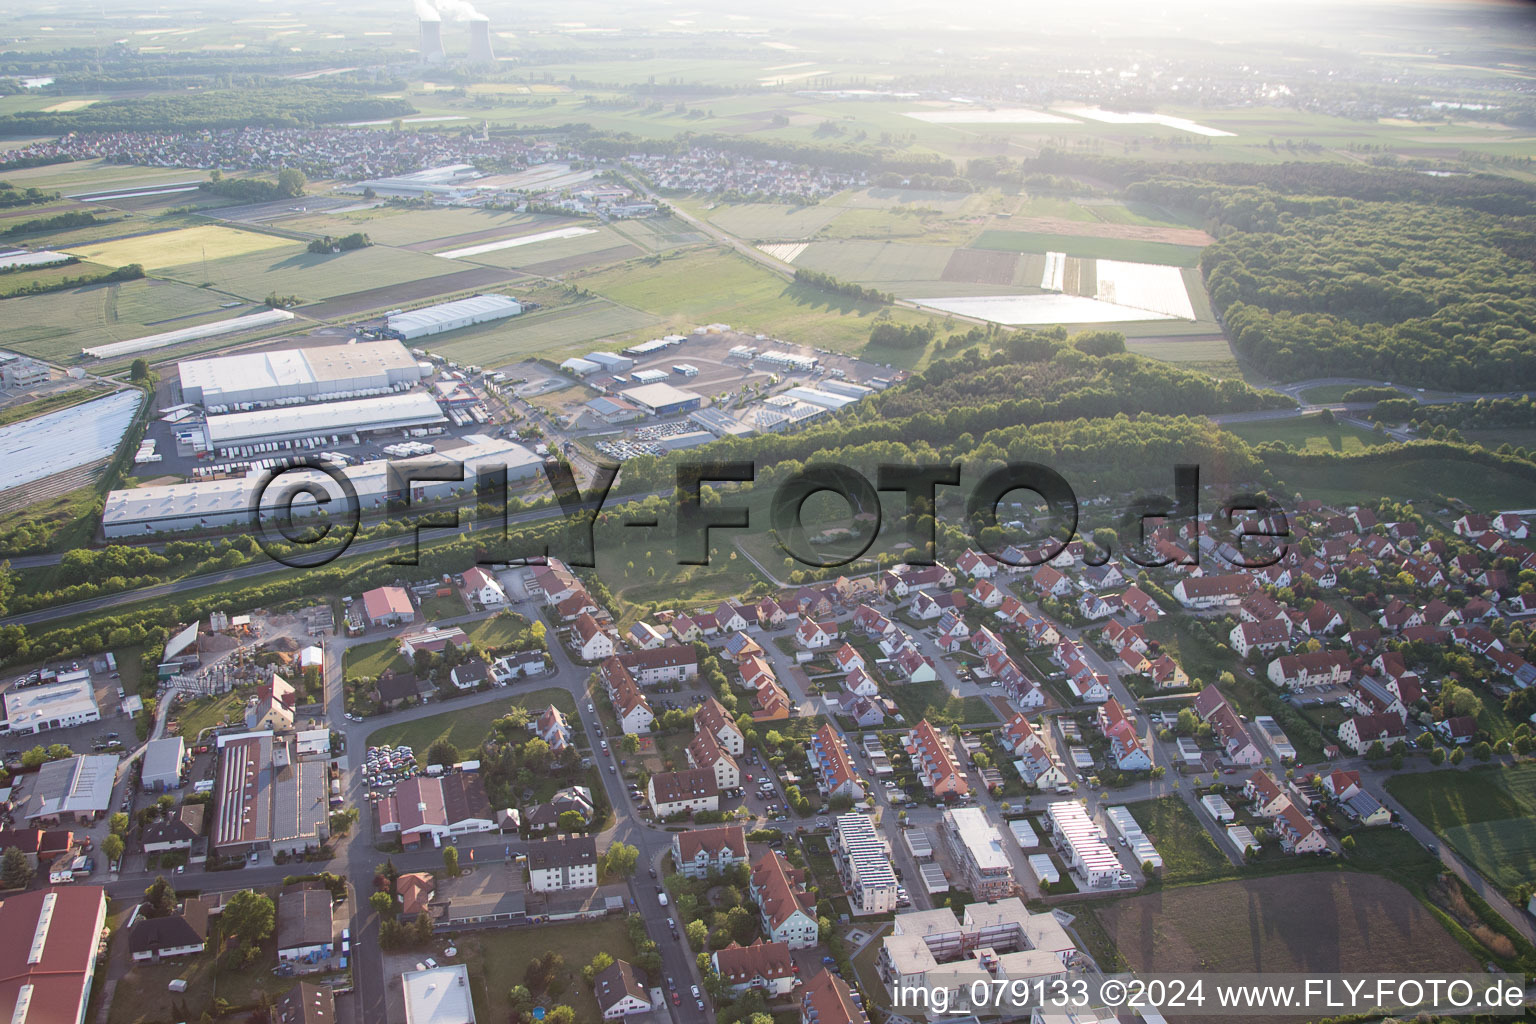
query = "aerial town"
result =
(0, 2, 1530, 1024)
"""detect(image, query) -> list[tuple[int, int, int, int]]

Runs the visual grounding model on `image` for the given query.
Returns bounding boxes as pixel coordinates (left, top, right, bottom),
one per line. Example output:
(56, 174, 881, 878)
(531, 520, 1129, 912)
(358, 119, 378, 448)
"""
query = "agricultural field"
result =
(0, 277, 257, 362)
(65, 224, 298, 272)
(1223, 414, 1390, 454)
(1386, 766, 1536, 894)
(1097, 873, 1476, 976)
(974, 229, 1205, 267)
(280, 205, 559, 248)
(425, 298, 662, 367)
(701, 201, 848, 240)
(1264, 454, 1536, 512)
(792, 240, 956, 287)
(156, 243, 479, 303)
(574, 248, 942, 360)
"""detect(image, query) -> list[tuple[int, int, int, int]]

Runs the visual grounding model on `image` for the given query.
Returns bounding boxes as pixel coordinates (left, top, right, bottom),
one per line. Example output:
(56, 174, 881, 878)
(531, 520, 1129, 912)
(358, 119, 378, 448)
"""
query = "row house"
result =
(881, 563, 956, 597)
(1230, 619, 1292, 659)
(1193, 685, 1263, 766)
(1267, 650, 1352, 690)
(687, 729, 742, 791)
(673, 825, 748, 879)
(695, 697, 746, 755)
(618, 645, 699, 686)
(905, 719, 968, 798)
(750, 852, 820, 949)
(1097, 698, 1151, 771)
(1001, 713, 1067, 788)
(811, 724, 863, 800)
(1172, 574, 1254, 609)
(988, 652, 1045, 708)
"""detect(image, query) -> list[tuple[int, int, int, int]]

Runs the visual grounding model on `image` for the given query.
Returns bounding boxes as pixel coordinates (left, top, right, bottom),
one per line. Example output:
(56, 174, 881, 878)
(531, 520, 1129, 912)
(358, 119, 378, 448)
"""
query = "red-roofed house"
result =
(360, 586, 413, 627)
(749, 853, 819, 948)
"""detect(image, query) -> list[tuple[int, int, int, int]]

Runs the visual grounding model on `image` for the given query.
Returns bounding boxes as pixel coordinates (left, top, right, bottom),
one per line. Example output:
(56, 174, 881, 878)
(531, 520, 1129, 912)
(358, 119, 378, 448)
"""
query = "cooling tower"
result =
(468, 18, 496, 62)
(419, 19, 446, 63)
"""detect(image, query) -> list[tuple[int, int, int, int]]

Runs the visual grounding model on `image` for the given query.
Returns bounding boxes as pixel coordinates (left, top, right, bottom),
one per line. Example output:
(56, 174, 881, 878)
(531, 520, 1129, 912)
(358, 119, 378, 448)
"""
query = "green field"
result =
(704, 201, 848, 240)
(974, 229, 1205, 267)
(1265, 454, 1536, 512)
(457, 917, 636, 1024)
(1224, 414, 1390, 454)
(365, 686, 577, 759)
(0, 277, 262, 362)
(280, 206, 559, 247)
(425, 298, 662, 367)
(1125, 796, 1235, 884)
(157, 243, 475, 303)
(1386, 766, 1536, 893)
(66, 223, 295, 271)
(343, 636, 409, 682)
(791, 239, 956, 286)
(575, 247, 941, 360)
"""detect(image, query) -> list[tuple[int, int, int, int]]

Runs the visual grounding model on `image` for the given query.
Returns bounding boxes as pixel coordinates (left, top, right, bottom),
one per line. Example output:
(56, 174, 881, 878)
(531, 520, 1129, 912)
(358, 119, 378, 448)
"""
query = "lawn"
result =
(973, 230, 1205, 267)
(1386, 765, 1536, 894)
(365, 686, 576, 759)
(884, 680, 998, 728)
(1224, 414, 1390, 455)
(1096, 872, 1476, 976)
(420, 593, 467, 621)
(1123, 796, 1235, 885)
(66, 224, 296, 272)
(344, 636, 410, 683)
(107, 916, 295, 1024)
(574, 248, 943, 361)
(457, 917, 635, 1024)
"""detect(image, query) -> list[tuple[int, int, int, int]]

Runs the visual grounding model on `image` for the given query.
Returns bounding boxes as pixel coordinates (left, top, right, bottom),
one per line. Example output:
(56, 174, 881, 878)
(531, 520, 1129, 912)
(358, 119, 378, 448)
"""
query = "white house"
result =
(461, 567, 506, 608)
(527, 834, 599, 891)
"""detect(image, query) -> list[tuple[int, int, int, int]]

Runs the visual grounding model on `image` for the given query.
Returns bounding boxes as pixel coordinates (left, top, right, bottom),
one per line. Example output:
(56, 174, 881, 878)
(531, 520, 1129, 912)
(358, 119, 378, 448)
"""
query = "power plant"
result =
(418, 18, 446, 62)
(467, 18, 496, 62)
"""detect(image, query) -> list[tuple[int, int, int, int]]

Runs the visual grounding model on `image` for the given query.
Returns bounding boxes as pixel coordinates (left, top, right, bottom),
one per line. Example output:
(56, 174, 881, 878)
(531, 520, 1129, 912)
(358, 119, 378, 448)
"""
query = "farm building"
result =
(387, 295, 522, 340)
(103, 435, 540, 536)
(620, 382, 703, 417)
(180, 341, 425, 408)
(585, 351, 634, 372)
(203, 391, 445, 447)
(560, 357, 600, 377)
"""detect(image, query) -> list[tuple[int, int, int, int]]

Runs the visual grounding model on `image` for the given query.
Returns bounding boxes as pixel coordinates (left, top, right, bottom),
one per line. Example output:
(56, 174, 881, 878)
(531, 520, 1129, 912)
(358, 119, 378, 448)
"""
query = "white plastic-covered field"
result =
(0, 389, 143, 491)
(903, 108, 1079, 125)
(912, 293, 1182, 325)
(758, 242, 809, 264)
(1093, 260, 1195, 319)
(436, 226, 596, 260)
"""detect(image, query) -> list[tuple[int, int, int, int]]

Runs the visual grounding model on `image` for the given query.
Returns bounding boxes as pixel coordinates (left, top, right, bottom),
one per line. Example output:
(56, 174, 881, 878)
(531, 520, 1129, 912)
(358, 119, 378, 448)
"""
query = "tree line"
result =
(0, 86, 416, 135)
(790, 267, 891, 305)
(0, 261, 143, 300)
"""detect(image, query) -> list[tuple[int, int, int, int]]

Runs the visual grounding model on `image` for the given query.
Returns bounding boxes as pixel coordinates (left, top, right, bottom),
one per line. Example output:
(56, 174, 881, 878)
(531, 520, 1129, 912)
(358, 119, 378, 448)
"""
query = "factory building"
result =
(619, 382, 704, 417)
(179, 341, 425, 408)
(387, 295, 521, 340)
(560, 357, 600, 377)
(584, 351, 634, 373)
(103, 435, 541, 537)
(204, 392, 445, 447)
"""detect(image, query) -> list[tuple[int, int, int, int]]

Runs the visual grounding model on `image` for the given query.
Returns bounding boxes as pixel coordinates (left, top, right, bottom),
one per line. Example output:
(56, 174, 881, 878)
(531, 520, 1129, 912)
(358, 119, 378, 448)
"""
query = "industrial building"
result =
(1, 675, 101, 735)
(179, 341, 425, 408)
(140, 737, 186, 792)
(22, 755, 118, 824)
(387, 295, 522, 340)
(353, 164, 480, 200)
(204, 391, 445, 447)
(212, 733, 329, 856)
(0, 887, 108, 1024)
(560, 357, 600, 377)
(831, 814, 898, 915)
(402, 965, 476, 1024)
(104, 435, 541, 536)
(619, 382, 703, 417)
(585, 351, 634, 373)
(0, 389, 142, 495)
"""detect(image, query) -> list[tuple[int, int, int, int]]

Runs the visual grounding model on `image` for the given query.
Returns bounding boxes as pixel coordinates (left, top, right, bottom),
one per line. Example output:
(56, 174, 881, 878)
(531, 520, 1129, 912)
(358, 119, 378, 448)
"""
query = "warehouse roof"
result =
(0, 389, 142, 493)
(619, 382, 703, 410)
(104, 436, 540, 528)
(181, 341, 419, 400)
(205, 391, 445, 445)
(388, 295, 520, 335)
(25, 755, 117, 821)
(4, 680, 99, 734)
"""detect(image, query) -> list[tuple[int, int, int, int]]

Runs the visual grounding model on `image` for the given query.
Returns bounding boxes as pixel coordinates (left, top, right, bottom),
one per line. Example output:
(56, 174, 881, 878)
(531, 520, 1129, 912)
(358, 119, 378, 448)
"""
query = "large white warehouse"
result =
(103, 435, 542, 537)
(204, 391, 446, 447)
(180, 340, 425, 407)
(388, 295, 522, 340)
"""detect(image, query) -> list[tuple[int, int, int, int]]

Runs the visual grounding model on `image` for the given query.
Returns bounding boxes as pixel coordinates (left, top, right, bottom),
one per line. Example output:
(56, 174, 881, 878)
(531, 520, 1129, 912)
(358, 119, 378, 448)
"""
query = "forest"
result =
(0, 86, 415, 134)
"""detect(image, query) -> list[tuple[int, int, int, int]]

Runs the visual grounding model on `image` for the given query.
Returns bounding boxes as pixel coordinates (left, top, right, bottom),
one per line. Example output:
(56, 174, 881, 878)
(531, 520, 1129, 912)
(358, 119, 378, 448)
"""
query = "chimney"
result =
(419, 19, 446, 63)
(467, 18, 495, 63)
